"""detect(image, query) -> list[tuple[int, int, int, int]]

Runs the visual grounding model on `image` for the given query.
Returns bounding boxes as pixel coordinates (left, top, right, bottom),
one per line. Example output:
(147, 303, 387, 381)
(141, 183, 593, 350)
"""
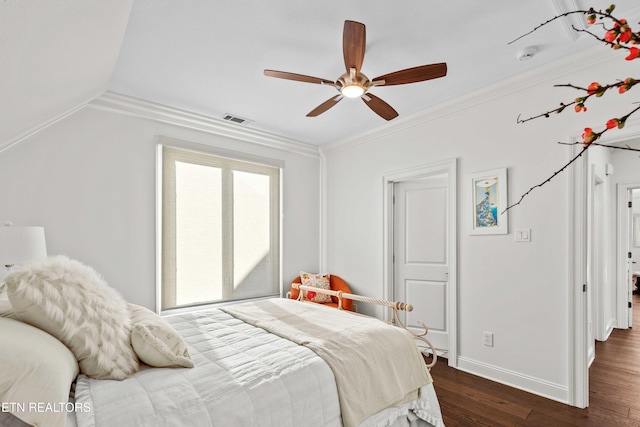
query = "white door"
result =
(586, 166, 605, 364)
(617, 184, 640, 331)
(393, 175, 449, 353)
(627, 189, 635, 328)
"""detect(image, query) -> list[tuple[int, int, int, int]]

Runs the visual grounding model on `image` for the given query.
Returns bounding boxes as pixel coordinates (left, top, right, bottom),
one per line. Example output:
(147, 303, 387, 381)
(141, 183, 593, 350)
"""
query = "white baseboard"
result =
(456, 356, 569, 404)
(588, 351, 595, 368)
(604, 318, 616, 341)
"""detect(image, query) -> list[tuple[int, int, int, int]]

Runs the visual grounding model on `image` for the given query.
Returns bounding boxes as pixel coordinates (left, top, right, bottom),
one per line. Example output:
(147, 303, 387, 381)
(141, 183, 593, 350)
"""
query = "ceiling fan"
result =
(264, 20, 447, 121)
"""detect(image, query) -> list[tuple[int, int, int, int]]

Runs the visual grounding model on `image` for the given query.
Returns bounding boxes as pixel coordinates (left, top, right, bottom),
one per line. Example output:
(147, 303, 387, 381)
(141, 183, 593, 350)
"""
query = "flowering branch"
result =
(516, 79, 640, 124)
(509, 5, 639, 48)
(503, 146, 589, 213)
(505, 4, 640, 212)
(559, 140, 640, 152)
(502, 138, 640, 213)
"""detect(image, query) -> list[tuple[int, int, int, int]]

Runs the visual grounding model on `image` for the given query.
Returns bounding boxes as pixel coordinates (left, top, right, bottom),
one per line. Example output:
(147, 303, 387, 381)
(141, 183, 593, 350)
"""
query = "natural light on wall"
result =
(233, 171, 270, 291)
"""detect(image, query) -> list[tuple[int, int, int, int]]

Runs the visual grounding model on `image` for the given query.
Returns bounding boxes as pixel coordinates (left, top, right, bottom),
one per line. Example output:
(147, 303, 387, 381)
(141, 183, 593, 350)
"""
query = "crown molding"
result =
(320, 43, 620, 154)
(551, 0, 583, 42)
(89, 91, 320, 158)
(0, 101, 90, 154)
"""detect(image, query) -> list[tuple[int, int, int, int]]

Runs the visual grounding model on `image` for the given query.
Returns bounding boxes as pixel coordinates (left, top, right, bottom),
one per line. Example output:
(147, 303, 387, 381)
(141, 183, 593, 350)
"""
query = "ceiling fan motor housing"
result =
(338, 71, 370, 97)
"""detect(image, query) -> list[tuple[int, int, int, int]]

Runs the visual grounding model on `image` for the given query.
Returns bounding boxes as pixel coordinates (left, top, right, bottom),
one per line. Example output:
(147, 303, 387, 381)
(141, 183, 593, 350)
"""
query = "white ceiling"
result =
(0, 0, 132, 146)
(3, 1, 640, 148)
(109, 0, 640, 145)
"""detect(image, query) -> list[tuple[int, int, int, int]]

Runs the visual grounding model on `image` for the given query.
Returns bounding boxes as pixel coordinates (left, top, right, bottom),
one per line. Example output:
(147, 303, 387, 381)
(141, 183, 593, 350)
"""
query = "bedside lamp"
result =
(0, 223, 47, 278)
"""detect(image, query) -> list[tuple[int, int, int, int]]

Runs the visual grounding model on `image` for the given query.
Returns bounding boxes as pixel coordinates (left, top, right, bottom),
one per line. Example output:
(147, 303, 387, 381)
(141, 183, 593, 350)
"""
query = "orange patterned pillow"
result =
(299, 271, 333, 303)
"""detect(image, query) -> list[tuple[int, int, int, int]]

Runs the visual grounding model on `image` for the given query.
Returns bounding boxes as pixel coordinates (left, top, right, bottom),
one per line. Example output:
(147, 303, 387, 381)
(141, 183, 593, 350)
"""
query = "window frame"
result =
(156, 139, 282, 313)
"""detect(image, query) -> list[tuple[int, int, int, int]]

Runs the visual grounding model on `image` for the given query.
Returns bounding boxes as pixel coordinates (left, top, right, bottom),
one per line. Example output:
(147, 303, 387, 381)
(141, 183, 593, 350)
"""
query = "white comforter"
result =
(222, 299, 432, 427)
(74, 306, 444, 427)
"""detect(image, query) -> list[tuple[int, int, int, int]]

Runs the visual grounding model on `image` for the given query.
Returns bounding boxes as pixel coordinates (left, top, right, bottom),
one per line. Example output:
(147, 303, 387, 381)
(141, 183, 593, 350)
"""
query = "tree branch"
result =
(507, 104, 640, 212)
(504, 4, 640, 212)
(508, 8, 623, 45)
(593, 142, 640, 152)
(572, 23, 640, 51)
(502, 145, 589, 214)
(517, 80, 640, 124)
(558, 141, 640, 152)
(509, 10, 593, 45)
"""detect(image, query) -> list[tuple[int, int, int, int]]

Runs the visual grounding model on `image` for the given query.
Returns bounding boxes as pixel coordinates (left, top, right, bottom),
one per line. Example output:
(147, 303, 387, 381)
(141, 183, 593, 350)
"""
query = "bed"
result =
(0, 257, 445, 427)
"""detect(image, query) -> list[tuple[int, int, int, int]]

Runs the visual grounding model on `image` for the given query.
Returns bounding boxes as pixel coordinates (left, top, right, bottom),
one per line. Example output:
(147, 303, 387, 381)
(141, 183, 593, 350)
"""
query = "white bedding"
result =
(74, 306, 445, 427)
(222, 299, 432, 427)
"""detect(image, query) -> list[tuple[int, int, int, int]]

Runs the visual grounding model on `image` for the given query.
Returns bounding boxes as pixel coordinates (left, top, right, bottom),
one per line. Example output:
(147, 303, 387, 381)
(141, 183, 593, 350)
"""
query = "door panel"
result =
(406, 280, 446, 331)
(394, 176, 449, 352)
(405, 187, 447, 264)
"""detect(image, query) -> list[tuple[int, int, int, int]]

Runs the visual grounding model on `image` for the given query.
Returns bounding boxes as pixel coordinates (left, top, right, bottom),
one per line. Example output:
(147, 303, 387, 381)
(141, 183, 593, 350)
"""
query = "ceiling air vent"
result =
(222, 114, 253, 125)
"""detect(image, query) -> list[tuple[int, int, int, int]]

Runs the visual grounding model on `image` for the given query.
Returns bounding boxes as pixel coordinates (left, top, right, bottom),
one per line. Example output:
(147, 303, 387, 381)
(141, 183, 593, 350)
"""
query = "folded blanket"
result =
(222, 298, 432, 427)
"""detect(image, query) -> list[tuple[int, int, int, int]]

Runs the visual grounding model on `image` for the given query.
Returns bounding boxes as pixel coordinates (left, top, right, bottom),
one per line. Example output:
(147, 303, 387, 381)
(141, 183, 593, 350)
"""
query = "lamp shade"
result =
(0, 226, 47, 267)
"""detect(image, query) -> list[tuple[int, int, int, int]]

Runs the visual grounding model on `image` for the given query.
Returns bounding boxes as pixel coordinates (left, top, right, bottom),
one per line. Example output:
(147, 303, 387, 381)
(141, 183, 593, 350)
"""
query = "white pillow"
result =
(128, 303, 194, 368)
(0, 282, 16, 318)
(0, 317, 79, 427)
(4, 256, 139, 380)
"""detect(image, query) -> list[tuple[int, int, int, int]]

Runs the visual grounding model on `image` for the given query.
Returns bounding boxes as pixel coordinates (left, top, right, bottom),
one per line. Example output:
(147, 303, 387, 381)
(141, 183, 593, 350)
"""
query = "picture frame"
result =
(470, 168, 508, 235)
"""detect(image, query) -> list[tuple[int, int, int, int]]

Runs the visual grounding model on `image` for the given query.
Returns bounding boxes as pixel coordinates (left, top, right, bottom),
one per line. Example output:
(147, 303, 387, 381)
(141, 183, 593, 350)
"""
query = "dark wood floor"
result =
(430, 293, 640, 426)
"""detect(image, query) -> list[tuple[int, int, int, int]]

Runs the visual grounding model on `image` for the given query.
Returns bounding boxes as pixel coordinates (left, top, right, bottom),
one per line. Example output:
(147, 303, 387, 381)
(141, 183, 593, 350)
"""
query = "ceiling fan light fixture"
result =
(339, 70, 368, 98)
(341, 84, 365, 98)
(263, 20, 447, 120)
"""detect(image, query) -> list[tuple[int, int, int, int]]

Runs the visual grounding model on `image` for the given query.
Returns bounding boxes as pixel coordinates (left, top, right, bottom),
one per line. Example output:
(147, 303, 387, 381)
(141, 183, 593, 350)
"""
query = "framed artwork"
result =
(470, 168, 508, 235)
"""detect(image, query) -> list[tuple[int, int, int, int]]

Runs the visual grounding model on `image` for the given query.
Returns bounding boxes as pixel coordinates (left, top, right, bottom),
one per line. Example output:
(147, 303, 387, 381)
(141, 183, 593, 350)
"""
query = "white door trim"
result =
(569, 137, 588, 408)
(589, 164, 606, 346)
(382, 158, 457, 366)
(570, 120, 640, 408)
(617, 181, 640, 329)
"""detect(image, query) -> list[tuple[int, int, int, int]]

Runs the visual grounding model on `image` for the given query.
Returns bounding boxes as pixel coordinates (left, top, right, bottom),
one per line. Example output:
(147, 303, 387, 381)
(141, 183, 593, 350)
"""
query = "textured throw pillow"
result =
(0, 317, 79, 427)
(128, 303, 194, 368)
(4, 256, 139, 380)
(299, 271, 333, 303)
(0, 283, 16, 318)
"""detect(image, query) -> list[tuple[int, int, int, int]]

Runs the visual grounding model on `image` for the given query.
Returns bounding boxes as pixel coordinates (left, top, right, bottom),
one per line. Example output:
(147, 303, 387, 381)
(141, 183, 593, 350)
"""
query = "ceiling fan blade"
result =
(361, 93, 398, 121)
(373, 63, 447, 86)
(264, 69, 335, 85)
(307, 95, 343, 117)
(343, 20, 366, 75)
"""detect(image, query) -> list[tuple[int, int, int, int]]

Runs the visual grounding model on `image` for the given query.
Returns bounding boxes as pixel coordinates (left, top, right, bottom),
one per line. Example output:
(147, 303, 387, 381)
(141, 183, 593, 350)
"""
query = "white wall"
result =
(321, 46, 639, 402)
(0, 99, 322, 309)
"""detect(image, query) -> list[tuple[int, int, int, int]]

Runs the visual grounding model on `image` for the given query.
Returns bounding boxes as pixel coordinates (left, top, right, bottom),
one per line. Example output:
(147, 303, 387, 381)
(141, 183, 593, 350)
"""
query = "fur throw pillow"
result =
(4, 256, 139, 380)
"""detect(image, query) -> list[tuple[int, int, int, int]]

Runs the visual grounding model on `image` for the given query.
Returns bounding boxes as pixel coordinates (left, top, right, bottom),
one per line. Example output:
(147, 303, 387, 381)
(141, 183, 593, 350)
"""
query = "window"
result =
(160, 146, 280, 310)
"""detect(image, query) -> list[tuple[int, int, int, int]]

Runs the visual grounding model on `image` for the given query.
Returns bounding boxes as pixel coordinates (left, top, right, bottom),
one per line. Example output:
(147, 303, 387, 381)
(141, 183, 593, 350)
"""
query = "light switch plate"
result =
(515, 228, 531, 242)
(483, 331, 494, 347)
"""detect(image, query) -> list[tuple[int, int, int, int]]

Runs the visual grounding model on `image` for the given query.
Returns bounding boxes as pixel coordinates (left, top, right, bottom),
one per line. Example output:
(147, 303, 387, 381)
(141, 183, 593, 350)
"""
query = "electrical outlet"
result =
(483, 331, 494, 347)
